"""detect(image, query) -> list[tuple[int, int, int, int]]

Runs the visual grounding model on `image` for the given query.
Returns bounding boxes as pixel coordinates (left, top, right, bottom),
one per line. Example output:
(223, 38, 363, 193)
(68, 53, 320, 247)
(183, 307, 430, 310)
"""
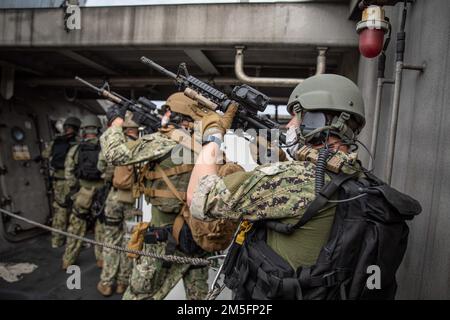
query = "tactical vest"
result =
(75, 142, 102, 181)
(132, 127, 238, 254)
(132, 126, 199, 214)
(50, 135, 75, 170)
(133, 156, 194, 214)
(134, 160, 240, 255)
(222, 172, 421, 300)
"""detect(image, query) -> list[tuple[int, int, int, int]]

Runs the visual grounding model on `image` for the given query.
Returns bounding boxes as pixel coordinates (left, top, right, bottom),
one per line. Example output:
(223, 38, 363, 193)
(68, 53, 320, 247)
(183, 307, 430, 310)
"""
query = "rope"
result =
(0, 208, 211, 267)
(205, 284, 225, 300)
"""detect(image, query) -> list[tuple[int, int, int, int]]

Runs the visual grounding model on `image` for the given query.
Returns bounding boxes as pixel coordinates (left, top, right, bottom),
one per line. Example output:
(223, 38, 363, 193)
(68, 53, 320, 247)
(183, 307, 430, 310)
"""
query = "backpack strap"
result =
(141, 188, 187, 200)
(266, 172, 358, 235)
(144, 164, 194, 180)
(172, 205, 189, 246)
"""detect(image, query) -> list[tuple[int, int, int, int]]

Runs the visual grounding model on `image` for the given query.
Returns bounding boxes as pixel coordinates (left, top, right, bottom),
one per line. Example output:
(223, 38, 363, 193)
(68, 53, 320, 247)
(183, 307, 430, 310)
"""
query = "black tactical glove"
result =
(106, 103, 129, 125)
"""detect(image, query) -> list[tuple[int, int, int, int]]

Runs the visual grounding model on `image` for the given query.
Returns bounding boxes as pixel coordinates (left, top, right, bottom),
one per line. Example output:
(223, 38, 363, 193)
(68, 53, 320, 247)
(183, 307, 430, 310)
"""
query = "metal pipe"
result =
(234, 46, 303, 87)
(385, 60, 403, 184)
(385, 62, 424, 183)
(402, 63, 425, 72)
(385, 2, 416, 184)
(369, 78, 394, 170)
(315, 47, 328, 75)
(234, 46, 328, 87)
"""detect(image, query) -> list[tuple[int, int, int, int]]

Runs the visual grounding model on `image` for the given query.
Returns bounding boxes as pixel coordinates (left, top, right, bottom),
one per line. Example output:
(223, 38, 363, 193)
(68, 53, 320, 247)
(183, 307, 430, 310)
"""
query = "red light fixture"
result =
(356, 6, 390, 58)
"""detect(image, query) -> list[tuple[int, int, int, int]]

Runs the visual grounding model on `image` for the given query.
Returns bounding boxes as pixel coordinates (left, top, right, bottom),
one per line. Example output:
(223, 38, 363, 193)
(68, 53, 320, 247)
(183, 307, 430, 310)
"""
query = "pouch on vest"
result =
(172, 163, 243, 253)
(127, 222, 150, 259)
(74, 186, 96, 210)
(173, 206, 239, 253)
(113, 165, 134, 190)
(116, 189, 135, 204)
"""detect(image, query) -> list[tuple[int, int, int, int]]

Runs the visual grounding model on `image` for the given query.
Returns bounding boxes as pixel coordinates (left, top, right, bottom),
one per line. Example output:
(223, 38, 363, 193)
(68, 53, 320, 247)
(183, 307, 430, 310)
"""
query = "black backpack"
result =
(222, 172, 422, 300)
(50, 135, 75, 170)
(75, 142, 102, 181)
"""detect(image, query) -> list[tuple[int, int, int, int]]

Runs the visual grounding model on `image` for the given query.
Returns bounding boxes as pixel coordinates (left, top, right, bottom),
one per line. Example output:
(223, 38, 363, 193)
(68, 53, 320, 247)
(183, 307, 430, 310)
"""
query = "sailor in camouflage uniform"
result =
(42, 117, 81, 248)
(62, 115, 106, 269)
(186, 74, 366, 298)
(100, 93, 210, 300)
(97, 117, 140, 297)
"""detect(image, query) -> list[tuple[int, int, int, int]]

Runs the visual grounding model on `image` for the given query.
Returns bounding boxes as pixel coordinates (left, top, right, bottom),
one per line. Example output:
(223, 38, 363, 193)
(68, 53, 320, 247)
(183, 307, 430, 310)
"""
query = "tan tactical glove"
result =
(127, 222, 150, 259)
(201, 103, 239, 139)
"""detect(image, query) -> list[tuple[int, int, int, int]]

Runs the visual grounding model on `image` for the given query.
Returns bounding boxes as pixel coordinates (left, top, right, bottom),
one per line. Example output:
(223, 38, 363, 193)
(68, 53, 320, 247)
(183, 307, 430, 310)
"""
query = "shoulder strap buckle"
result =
(235, 220, 253, 245)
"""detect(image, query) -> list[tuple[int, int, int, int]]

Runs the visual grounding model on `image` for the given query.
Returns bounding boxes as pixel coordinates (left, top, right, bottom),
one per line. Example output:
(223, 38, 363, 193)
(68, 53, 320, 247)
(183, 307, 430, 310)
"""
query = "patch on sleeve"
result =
(256, 161, 291, 175)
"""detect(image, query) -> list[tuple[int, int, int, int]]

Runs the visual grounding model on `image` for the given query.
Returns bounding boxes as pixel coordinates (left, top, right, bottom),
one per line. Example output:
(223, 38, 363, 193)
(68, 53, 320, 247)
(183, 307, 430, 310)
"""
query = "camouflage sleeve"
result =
(190, 162, 317, 222)
(100, 126, 177, 166)
(64, 145, 78, 188)
(190, 174, 241, 221)
(96, 150, 107, 173)
(41, 141, 53, 159)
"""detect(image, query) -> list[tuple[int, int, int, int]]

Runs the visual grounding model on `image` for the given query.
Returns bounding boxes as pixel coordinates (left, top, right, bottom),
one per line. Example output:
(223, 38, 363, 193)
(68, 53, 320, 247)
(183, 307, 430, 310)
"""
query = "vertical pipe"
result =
(385, 61, 403, 184)
(315, 47, 328, 75)
(384, 3, 407, 184)
(370, 78, 394, 170)
(369, 78, 384, 170)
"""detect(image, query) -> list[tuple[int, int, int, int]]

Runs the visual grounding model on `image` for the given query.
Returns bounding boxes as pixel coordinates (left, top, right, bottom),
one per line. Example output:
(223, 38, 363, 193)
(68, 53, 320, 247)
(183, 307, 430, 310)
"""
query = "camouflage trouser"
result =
(100, 189, 133, 286)
(122, 242, 209, 300)
(51, 179, 70, 247)
(62, 188, 104, 266)
(95, 219, 104, 262)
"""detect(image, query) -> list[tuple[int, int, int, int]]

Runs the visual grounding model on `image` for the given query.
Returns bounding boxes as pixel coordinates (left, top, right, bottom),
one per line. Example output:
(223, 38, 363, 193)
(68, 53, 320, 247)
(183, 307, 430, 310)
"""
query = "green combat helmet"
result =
(287, 74, 365, 140)
(81, 114, 102, 128)
(63, 116, 81, 129)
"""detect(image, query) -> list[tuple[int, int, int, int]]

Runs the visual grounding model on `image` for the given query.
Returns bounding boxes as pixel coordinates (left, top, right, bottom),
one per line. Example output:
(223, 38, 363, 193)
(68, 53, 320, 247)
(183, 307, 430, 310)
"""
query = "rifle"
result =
(75, 77, 161, 134)
(140, 57, 286, 145)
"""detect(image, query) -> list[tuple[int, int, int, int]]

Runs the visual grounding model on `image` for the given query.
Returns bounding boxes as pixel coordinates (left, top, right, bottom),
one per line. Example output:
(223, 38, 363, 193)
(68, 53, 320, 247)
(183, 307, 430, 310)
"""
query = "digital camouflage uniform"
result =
(62, 137, 106, 266)
(98, 145, 134, 288)
(190, 156, 358, 270)
(42, 138, 78, 248)
(100, 126, 209, 300)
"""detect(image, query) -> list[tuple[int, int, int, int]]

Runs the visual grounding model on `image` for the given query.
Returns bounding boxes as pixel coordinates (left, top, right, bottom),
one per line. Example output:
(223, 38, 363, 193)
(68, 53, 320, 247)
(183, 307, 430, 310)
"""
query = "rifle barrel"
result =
(75, 76, 101, 93)
(140, 56, 177, 79)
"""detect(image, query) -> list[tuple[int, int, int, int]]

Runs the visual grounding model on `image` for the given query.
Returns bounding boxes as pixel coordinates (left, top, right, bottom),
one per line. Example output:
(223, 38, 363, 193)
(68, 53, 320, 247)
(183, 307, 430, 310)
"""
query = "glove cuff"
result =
(203, 128, 224, 142)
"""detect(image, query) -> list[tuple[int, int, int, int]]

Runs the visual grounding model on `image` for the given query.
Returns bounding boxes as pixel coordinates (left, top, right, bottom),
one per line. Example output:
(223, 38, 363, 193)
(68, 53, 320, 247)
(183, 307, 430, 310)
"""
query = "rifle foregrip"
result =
(184, 88, 218, 111)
